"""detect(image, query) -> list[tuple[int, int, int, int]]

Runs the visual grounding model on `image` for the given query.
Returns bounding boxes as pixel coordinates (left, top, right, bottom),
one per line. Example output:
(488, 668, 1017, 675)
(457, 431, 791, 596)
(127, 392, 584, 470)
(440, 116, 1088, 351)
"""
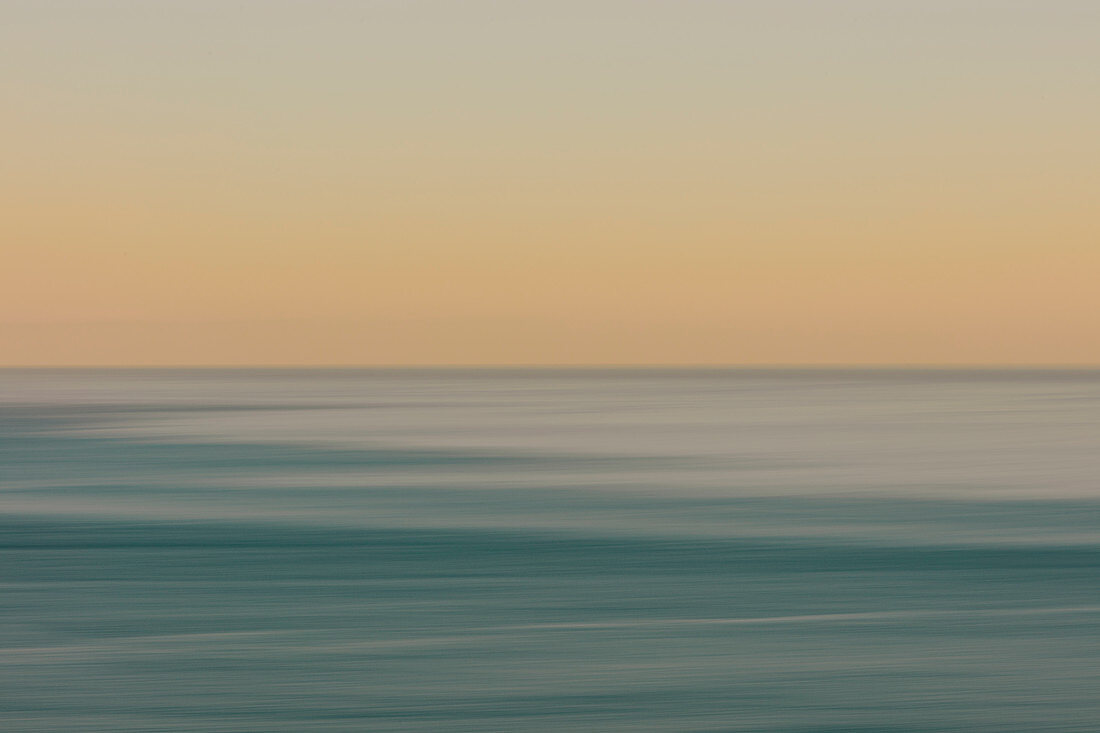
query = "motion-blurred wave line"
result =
(503, 606, 1100, 630)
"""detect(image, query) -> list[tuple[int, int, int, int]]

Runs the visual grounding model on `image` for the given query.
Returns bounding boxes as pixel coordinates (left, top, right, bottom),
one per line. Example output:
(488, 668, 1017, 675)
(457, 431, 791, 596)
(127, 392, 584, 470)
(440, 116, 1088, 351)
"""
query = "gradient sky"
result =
(4, 0, 1098, 365)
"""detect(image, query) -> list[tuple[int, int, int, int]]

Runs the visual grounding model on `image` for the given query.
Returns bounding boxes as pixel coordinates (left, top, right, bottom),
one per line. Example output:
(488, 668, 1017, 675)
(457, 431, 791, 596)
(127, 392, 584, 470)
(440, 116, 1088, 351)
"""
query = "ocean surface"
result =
(2, 368, 1099, 732)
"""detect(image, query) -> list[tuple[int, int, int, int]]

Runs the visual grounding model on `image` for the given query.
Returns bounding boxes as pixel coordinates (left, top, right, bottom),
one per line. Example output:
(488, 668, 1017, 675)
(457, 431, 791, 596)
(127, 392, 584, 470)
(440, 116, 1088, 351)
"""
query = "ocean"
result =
(2, 368, 1099, 732)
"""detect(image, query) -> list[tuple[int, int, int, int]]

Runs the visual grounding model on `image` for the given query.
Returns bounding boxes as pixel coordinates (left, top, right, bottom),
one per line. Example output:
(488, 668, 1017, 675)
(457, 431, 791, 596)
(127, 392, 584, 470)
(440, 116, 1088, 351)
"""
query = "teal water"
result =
(2, 369, 1099, 732)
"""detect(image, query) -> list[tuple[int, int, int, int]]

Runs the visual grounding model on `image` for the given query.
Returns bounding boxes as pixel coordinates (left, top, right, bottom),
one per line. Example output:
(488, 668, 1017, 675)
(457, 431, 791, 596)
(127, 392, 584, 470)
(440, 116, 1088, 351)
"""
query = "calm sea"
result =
(2, 368, 1099, 732)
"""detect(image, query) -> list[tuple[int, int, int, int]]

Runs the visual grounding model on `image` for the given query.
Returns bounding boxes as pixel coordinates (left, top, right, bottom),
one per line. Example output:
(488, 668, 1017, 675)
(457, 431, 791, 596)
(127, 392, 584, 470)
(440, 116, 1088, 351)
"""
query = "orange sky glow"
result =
(4, 1, 1098, 364)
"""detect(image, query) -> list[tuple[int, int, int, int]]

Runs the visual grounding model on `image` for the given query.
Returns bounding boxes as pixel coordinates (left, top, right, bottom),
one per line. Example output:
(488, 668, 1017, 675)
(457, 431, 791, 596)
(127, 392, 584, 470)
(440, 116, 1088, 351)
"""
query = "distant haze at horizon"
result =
(4, 1, 1099, 365)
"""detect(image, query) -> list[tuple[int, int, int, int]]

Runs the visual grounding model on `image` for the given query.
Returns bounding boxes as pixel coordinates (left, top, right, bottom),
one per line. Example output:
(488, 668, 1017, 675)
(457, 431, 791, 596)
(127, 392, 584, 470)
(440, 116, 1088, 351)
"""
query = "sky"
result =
(3, 0, 1098, 365)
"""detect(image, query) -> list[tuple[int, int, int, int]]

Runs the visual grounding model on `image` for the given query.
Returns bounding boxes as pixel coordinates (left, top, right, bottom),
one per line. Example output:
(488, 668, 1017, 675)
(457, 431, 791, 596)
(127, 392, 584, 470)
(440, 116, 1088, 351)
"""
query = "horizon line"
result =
(3, 364, 1100, 371)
